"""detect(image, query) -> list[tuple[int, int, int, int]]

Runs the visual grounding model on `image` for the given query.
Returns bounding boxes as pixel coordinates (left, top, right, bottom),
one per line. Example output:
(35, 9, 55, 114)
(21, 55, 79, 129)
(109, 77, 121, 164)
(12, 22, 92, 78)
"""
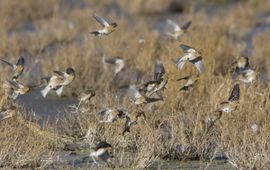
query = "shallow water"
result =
(17, 89, 77, 120)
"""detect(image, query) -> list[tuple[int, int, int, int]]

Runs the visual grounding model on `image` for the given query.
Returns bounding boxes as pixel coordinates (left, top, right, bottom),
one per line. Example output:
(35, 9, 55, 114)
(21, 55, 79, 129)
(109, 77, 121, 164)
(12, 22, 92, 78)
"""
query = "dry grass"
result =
(0, 0, 270, 169)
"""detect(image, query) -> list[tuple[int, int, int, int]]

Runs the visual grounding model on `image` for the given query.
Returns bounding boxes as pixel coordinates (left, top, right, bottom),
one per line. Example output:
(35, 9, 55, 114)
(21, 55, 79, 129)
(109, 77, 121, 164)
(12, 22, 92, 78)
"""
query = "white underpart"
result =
(114, 60, 124, 76)
(90, 148, 106, 157)
(56, 86, 64, 96)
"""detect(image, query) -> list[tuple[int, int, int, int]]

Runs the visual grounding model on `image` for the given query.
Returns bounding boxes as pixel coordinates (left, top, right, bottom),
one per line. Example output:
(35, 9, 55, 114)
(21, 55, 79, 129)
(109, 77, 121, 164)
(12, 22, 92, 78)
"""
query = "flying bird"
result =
(89, 141, 113, 164)
(232, 56, 256, 83)
(122, 110, 145, 135)
(166, 19, 191, 40)
(128, 85, 162, 105)
(0, 56, 25, 81)
(176, 75, 199, 91)
(174, 44, 205, 73)
(218, 84, 240, 114)
(3, 80, 36, 100)
(90, 14, 117, 36)
(97, 108, 126, 123)
(140, 61, 168, 97)
(40, 67, 75, 98)
(102, 56, 124, 77)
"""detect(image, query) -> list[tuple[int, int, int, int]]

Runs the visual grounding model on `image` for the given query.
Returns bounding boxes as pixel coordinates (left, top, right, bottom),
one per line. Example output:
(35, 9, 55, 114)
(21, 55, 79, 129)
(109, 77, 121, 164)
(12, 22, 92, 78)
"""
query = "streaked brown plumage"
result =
(0, 56, 25, 81)
(174, 44, 205, 73)
(41, 67, 75, 98)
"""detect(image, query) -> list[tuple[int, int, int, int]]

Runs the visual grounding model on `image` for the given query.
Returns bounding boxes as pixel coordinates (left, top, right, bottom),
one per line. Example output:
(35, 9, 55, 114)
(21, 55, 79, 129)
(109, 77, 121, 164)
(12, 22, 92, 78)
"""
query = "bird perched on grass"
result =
(122, 110, 146, 135)
(90, 14, 117, 36)
(218, 84, 240, 114)
(40, 67, 75, 98)
(176, 74, 199, 91)
(102, 56, 124, 78)
(89, 141, 113, 165)
(166, 19, 191, 40)
(97, 108, 126, 123)
(0, 56, 25, 81)
(174, 44, 205, 73)
(232, 56, 256, 84)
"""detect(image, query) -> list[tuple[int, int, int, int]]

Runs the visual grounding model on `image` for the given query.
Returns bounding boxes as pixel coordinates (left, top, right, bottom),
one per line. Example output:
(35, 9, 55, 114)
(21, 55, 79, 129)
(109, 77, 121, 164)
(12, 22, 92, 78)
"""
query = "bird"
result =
(218, 84, 240, 114)
(97, 108, 126, 123)
(144, 74, 168, 97)
(166, 19, 191, 40)
(40, 67, 75, 98)
(70, 89, 96, 112)
(176, 75, 199, 91)
(232, 56, 250, 77)
(3, 80, 33, 100)
(90, 14, 117, 36)
(140, 61, 167, 97)
(128, 85, 162, 105)
(89, 141, 113, 164)
(0, 56, 25, 81)
(239, 69, 257, 84)
(0, 105, 17, 121)
(232, 56, 256, 83)
(174, 44, 205, 73)
(102, 56, 124, 77)
(122, 110, 145, 135)
(78, 89, 95, 104)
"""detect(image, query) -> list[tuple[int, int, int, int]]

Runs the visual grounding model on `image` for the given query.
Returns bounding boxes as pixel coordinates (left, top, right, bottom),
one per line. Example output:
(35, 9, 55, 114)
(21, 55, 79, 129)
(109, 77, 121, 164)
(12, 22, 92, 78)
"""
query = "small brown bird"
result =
(218, 84, 240, 113)
(70, 89, 96, 111)
(174, 44, 205, 73)
(0, 56, 25, 81)
(90, 14, 117, 36)
(140, 61, 168, 97)
(89, 141, 113, 164)
(122, 110, 145, 135)
(176, 75, 199, 91)
(232, 56, 256, 83)
(3, 80, 33, 100)
(128, 85, 162, 105)
(97, 108, 126, 123)
(166, 19, 191, 40)
(41, 68, 75, 98)
(239, 69, 257, 84)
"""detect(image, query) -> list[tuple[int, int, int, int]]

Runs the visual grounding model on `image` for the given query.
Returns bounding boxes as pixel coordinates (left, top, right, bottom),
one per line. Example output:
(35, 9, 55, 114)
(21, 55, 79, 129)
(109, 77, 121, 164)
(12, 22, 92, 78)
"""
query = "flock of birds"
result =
(0, 13, 259, 165)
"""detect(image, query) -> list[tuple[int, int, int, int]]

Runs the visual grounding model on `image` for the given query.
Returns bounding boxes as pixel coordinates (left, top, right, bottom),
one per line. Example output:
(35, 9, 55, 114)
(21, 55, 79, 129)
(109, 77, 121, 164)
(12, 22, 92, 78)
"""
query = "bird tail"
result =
(41, 86, 50, 98)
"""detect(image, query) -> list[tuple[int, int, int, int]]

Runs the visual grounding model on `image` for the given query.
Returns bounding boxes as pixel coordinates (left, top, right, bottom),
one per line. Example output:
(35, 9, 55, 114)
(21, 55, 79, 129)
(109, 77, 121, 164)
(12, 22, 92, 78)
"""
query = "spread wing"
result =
(0, 59, 15, 68)
(128, 85, 144, 101)
(93, 14, 109, 27)
(193, 58, 205, 73)
(167, 19, 180, 32)
(181, 20, 192, 30)
(228, 84, 240, 102)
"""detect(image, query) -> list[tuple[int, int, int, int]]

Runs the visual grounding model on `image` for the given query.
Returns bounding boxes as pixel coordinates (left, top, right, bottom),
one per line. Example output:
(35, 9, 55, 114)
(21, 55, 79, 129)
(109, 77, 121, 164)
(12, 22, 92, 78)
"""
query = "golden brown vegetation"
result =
(0, 0, 270, 169)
